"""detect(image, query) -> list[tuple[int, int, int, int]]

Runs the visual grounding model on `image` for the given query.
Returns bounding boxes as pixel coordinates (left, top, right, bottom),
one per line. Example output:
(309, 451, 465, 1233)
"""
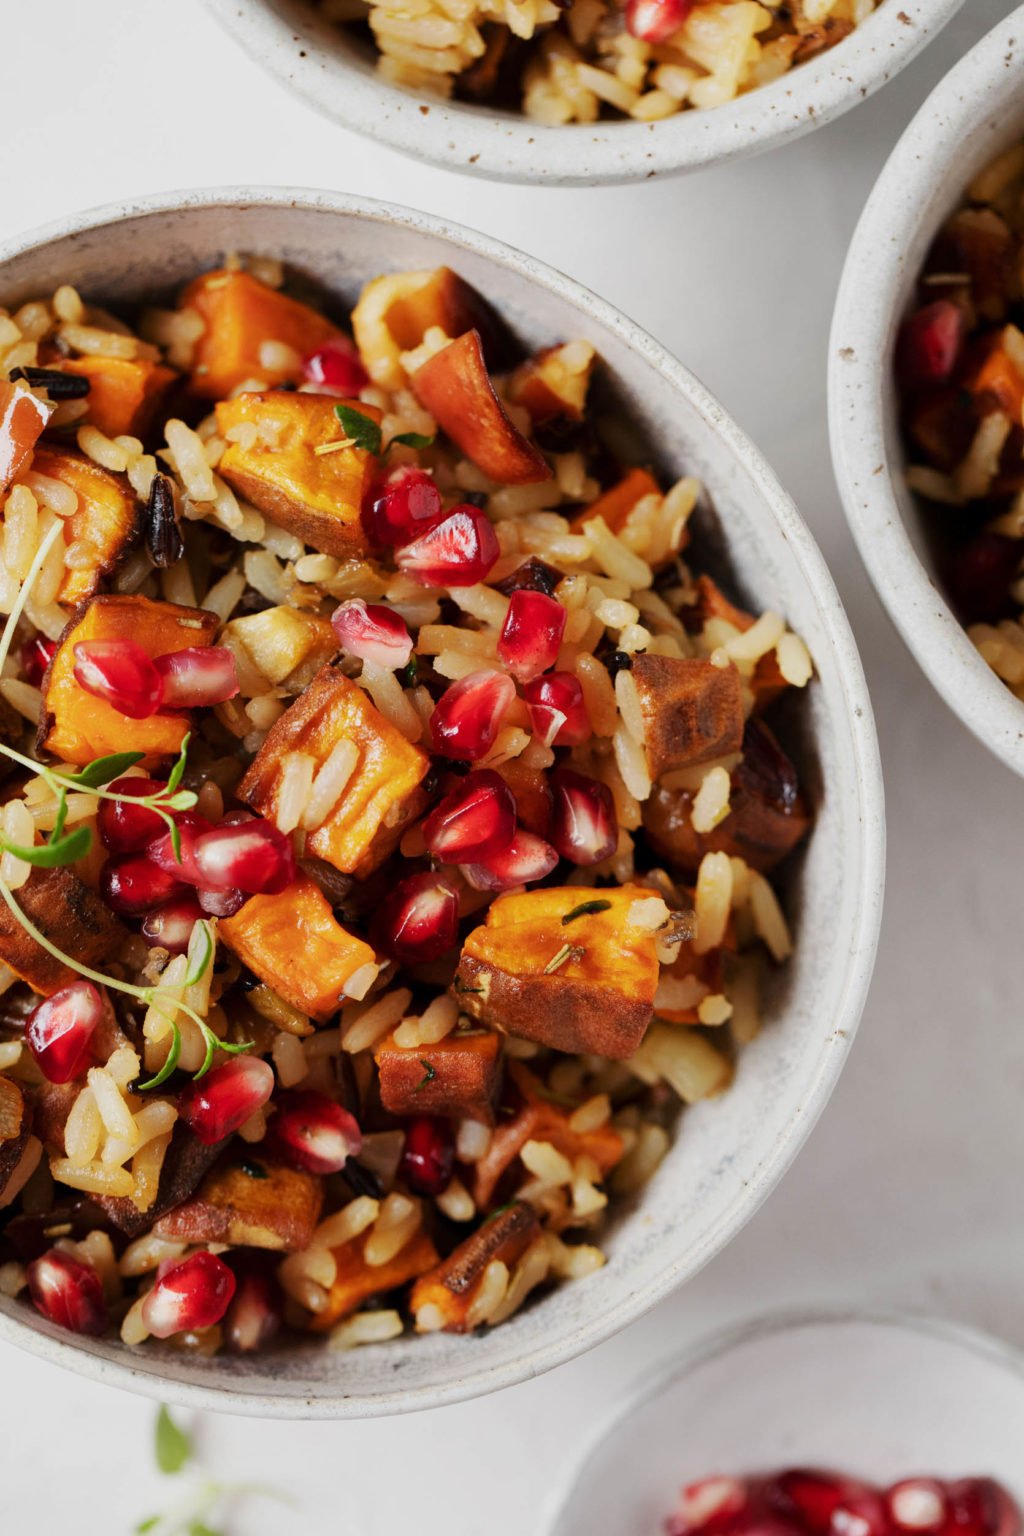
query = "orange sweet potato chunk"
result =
(181, 269, 339, 399)
(0, 380, 49, 493)
(61, 356, 176, 438)
(0, 864, 126, 996)
(311, 1227, 440, 1330)
(30, 447, 140, 607)
(154, 1158, 323, 1252)
(215, 392, 378, 558)
(690, 575, 787, 709)
(352, 266, 515, 392)
(410, 1201, 539, 1333)
(507, 341, 594, 426)
(39, 594, 217, 765)
(630, 654, 745, 779)
(219, 874, 377, 1024)
(570, 468, 660, 535)
(375, 1030, 503, 1122)
(239, 665, 429, 877)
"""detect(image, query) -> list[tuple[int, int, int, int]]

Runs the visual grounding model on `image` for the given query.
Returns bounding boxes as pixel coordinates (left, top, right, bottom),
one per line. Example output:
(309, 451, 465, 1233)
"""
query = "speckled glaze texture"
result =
(830, 8, 1024, 778)
(0, 191, 883, 1417)
(544, 1310, 1024, 1534)
(202, 0, 965, 186)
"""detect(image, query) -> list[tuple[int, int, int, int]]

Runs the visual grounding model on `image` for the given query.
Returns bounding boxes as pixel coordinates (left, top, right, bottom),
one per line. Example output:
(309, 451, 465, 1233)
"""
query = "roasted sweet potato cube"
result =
(0, 1076, 24, 1143)
(630, 654, 745, 779)
(154, 1157, 324, 1252)
(29, 447, 140, 606)
(0, 379, 49, 492)
(181, 269, 340, 399)
(215, 391, 377, 558)
(411, 330, 550, 486)
(61, 356, 176, 438)
(507, 341, 595, 426)
(97, 1123, 225, 1236)
(375, 1030, 503, 1122)
(0, 864, 126, 996)
(688, 576, 787, 709)
(39, 593, 217, 764)
(311, 1227, 439, 1330)
(219, 874, 377, 1024)
(410, 1201, 539, 1333)
(240, 665, 428, 876)
(456, 885, 664, 1060)
(352, 266, 516, 391)
(221, 605, 337, 689)
(570, 468, 660, 535)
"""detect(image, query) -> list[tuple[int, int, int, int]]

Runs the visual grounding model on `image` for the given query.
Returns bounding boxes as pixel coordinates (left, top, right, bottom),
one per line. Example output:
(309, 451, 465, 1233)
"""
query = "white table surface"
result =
(2, 2, 1023, 1529)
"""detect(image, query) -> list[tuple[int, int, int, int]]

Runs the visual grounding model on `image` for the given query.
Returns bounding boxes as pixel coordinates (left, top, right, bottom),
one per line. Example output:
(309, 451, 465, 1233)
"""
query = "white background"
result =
(2, 1, 1023, 1530)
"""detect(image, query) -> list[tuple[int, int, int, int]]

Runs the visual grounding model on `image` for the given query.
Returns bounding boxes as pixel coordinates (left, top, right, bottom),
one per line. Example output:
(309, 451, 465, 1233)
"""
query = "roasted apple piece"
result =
(221, 605, 338, 690)
(507, 341, 595, 426)
(180, 269, 340, 399)
(60, 356, 176, 439)
(154, 1157, 324, 1252)
(311, 1227, 439, 1330)
(374, 1029, 503, 1122)
(0, 379, 50, 493)
(30, 446, 140, 606)
(410, 1200, 539, 1333)
(352, 266, 517, 391)
(0, 864, 126, 996)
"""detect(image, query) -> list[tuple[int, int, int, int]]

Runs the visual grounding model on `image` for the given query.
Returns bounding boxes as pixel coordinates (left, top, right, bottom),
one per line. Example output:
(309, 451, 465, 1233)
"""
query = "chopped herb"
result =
(400, 657, 418, 689)
(414, 1058, 437, 1091)
(155, 1404, 192, 1475)
(388, 430, 435, 452)
(240, 1159, 267, 1180)
(137, 1022, 182, 1092)
(453, 975, 483, 994)
(543, 943, 585, 975)
(334, 403, 383, 457)
(8, 365, 90, 400)
(561, 899, 612, 925)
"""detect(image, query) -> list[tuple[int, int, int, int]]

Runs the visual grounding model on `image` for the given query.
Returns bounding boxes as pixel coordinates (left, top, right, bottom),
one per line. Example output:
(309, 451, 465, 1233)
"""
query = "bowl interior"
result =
(0, 194, 881, 1415)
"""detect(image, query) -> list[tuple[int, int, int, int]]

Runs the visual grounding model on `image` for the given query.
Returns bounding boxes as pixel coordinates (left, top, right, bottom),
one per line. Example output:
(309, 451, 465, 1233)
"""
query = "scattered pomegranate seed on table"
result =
(26, 1249, 108, 1336)
(25, 980, 104, 1083)
(140, 1250, 236, 1339)
(178, 1056, 276, 1145)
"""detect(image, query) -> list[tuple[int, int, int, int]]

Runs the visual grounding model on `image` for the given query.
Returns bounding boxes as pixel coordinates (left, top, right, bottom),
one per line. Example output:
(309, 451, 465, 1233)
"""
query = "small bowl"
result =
(830, 7, 1024, 778)
(202, 0, 966, 186)
(0, 189, 883, 1417)
(544, 1310, 1024, 1534)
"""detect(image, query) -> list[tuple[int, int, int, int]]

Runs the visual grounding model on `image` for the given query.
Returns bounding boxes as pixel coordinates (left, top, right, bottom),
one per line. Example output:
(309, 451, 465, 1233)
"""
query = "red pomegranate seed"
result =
(153, 646, 239, 708)
(364, 464, 443, 547)
(332, 598, 413, 670)
(947, 532, 1022, 625)
(887, 1482, 947, 1534)
(400, 1116, 455, 1197)
(422, 770, 516, 862)
(550, 769, 617, 865)
(27, 1249, 108, 1336)
(97, 776, 168, 853)
(25, 980, 104, 1084)
(767, 1472, 856, 1534)
(430, 669, 515, 761)
(303, 335, 369, 396)
(946, 1480, 1020, 1536)
(523, 671, 590, 746)
(141, 1250, 236, 1339)
(396, 504, 499, 587)
(831, 1493, 888, 1536)
(146, 812, 212, 886)
(461, 826, 558, 892)
(192, 819, 297, 895)
(370, 871, 460, 965)
(101, 854, 189, 915)
(672, 1477, 749, 1533)
(897, 300, 965, 390)
(72, 639, 164, 719)
(626, 0, 693, 41)
(266, 1090, 362, 1175)
(20, 636, 56, 687)
(497, 589, 567, 682)
(223, 1260, 283, 1354)
(197, 886, 246, 917)
(178, 1056, 275, 1145)
(141, 896, 204, 954)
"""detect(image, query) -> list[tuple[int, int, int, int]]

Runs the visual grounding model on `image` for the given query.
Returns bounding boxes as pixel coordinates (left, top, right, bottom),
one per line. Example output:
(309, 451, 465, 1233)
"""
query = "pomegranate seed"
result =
(831, 1492, 888, 1536)
(266, 1090, 362, 1174)
(364, 464, 443, 547)
(370, 871, 460, 965)
(430, 669, 515, 761)
(141, 1250, 236, 1339)
(141, 896, 204, 954)
(947, 532, 1022, 624)
(223, 1259, 283, 1354)
(523, 672, 590, 746)
(946, 1480, 1020, 1536)
(303, 335, 369, 396)
(25, 980, 104, 1083)
(153, 646, 239, 708)
(101, 854, 189, 915)
(26, 1249, 108, 1336)
(72, 639, 164, 719)
(178, 1056, 275, 1145)
(400, 1116, 455, 1197)
(767, 1472, 855, 1533)
(626, 0, 693, 41)
(887, 1482, 947, 1534)
(332, 598, 413, 670)
(897, 300, 965, 390)
(461, 826, 558, 892)
(146, 812, 213, 886)
(422, 770, 516, 862)
(197, 886, 246, 917)
(97, 776, 168, 853)
(498, 589, 567, 682)
(20, 636, 56, 687)
(673, 1477, 749, 1533)
(396, 505, 499, 587)
(192, 819, 297, 895)
(550, 769, 616, 865)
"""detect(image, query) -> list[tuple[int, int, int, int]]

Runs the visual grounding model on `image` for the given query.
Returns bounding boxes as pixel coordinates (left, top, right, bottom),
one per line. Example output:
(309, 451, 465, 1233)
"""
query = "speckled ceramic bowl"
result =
(830, 7, 1024, 777)
(203, 0, 965, 186)
(0, 189, 883, 1417)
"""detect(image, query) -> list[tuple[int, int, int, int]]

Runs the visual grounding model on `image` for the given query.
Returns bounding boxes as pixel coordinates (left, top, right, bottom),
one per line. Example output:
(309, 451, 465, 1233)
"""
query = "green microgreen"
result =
(140, 1404, 292, 1536)
(388, 430, 435, 451)
(561, 899, 612, 925)
(155, 1405, 193, 1475)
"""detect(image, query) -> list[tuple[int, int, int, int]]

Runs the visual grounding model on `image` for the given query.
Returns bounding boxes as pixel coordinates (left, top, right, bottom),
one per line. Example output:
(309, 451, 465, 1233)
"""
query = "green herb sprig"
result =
(334, 404, 435, 459)
(137, 1405, 291, 1536)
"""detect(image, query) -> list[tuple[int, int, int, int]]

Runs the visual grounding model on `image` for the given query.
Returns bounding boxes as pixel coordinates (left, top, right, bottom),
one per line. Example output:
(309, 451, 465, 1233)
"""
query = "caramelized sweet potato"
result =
(375, 1029, 503, 1122)
(410, 1200, 539, 1332)
(569, 467, 660, 536)
(411, 330, 550, 486)
(30, 446, 140, 606)
(630, 654, 745, 779)
(455, 885, 663, 1060)
(0, 380, 49, 492)
(181, 269, 340, 399)
(215, 392, 379, 558)
(311, 1227, 439, 1330)
(39, 593, 217, 764)
(0, 1076, 24, 1143)
(0, 864, 126, 996)
(352, 266, 516, 391)
(507, 341, 595, 426)
(221, 605, 337, 690)
(240, 665, 429, 876)
(61, 356, 176, 439)
(154, 1157, 323, 1252)
(970, 333, 1024, 418)
(219, 873, 377, 1024)
(472, 1064, 624, 1207)
(97, 1123, 225, 1236)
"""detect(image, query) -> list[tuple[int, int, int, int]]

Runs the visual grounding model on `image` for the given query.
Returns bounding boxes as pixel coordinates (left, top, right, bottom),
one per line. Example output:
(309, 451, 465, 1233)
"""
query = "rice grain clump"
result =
(322, 0, 879, 123)
(0, 254, 812, 1358)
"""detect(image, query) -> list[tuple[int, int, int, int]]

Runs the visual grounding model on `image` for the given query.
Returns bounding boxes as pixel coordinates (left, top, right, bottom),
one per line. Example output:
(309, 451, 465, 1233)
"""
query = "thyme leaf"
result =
(334, 404, 383, 456)
(543, 943, 585, 975)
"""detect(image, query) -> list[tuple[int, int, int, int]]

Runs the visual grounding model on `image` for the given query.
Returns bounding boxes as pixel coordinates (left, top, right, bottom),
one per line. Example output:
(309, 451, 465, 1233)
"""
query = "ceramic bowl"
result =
(830, 7, 1024, 777)
(202, 0, 966, 186)
(544, 1310, 1024, 1533)
(0, 189, 883, 1416)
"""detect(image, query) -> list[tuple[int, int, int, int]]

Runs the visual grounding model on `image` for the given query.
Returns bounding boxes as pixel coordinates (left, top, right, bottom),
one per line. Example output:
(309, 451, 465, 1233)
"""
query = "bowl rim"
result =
(201, 0, 966, 187)
(0, 186, 884, 1417)
(540, 1305, 1024, 1533)
(829, 6, 1024, 779)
